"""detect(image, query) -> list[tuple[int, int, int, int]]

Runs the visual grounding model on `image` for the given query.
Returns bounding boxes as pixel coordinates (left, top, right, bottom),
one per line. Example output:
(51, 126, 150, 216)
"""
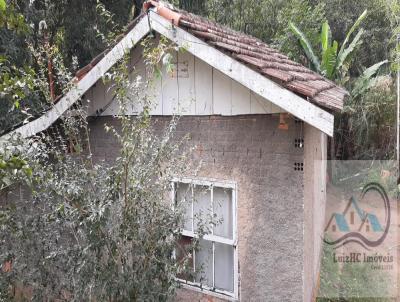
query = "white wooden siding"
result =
(232, 81, 250, 115)
(213, 69, 232, 115)
(176, 50, 196, 115)
(194, 57, 213, 115)
(161, 51, 178, 115)
(88, 46, 284, 117)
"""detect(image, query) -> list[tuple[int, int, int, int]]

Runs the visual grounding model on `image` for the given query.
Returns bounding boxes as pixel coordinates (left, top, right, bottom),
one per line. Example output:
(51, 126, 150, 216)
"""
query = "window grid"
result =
(173, 177, 238, 299)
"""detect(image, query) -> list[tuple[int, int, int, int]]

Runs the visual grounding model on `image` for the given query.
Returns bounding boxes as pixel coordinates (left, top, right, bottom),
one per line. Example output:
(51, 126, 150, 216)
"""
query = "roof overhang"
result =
(1, 8, 334, 142)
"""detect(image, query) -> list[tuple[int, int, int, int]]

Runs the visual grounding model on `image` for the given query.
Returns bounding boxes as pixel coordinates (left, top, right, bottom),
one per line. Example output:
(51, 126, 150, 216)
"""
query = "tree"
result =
(0, 0, 135, 134)
(210, 0, 325, 59)
(0, 0, 43, 135)
(314, 0, 392, 77)
(289, 10, 383, 83)
(177, 0, 206, 15)
(290, 10, 395, 161)
(0, 37, 209, 300)
(386, 0, 400, 73)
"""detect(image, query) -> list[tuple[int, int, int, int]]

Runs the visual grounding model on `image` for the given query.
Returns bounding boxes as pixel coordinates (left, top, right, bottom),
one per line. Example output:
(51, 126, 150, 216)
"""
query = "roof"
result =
(366, 214, 383, 232)
(1, 1, 347, 141)
(77, 1, 348, 112)
(175, 10, 348, 111)
(334, 213, 350, 232)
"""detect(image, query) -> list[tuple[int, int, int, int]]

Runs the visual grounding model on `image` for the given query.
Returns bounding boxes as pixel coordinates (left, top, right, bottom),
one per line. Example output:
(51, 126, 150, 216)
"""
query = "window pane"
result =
(176, 236, 193, 281)
(193, 186, 211, 233)
(213, 187, 233, 239)
(195, 240, 213, 287)
(214, 242, 234, 292)
(176, 183, 192, 231)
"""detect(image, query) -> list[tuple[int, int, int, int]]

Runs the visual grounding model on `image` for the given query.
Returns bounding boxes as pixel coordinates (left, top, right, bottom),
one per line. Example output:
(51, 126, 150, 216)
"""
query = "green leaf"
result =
(338, 9, 367, 58)
(321, 21, 331, 53)
(0, 0, 6, 11)
(23, 167, 32, 178)
(321, 41, 338, 79)
(336, 29, 364, 72)
(2, 176, 12, 187)
(352, 60, 388, 97)
(289, 22, 321, 72)
(361, 60, 388, 80)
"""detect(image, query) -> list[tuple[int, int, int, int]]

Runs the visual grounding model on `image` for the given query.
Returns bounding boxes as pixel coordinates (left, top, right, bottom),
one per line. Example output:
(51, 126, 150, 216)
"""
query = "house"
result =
(325, 197, 384, 235)
(0, 1, 349, 301)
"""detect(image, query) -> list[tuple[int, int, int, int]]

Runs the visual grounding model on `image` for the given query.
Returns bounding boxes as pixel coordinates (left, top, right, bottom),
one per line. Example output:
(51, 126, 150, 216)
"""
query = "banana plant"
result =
(289, 10, 368, 81)
(352, 60, 389, 98)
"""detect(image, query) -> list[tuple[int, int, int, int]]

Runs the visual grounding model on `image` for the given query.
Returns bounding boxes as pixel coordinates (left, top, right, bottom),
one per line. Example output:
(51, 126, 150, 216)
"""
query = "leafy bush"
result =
(0, 38, 205, 301)
(336, 77, 396, 160)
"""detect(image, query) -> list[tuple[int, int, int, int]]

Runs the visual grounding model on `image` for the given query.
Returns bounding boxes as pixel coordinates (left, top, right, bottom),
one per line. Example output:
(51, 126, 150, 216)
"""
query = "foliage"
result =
(0, 29, 79, 135)
(318, 239, 391, 301)
(0, 58, 35, 109)
(352, 61, 389, 98)
(290, 8, 393, 161)
(335, 10, 368, 80)
(1, 0, 394, 161)
(170, 0, 396, 161)
(0, 143, 33, 191)
(180, 0, 325, 61)
(0, 1, 397, 300)
(290, 10, 369, 81)
(289, 21, 322, 72)
(337, 76, 396, 160)
(0, 0, 135, 134)
(287, 5, 394, 132)
(385, 0, 400, 73)
(0, 3, 215, 299)
(22, 0, 133, 68)
(0, 37, 206, 301)
(0, 0, 38, 132)
(0, 0, 27, 34)
(176, 0, 206, 15)
(315, 0, 392, 77)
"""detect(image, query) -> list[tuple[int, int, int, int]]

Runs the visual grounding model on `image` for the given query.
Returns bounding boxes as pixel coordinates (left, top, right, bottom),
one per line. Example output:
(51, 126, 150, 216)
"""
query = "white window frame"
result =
(171, 177, 238, 300)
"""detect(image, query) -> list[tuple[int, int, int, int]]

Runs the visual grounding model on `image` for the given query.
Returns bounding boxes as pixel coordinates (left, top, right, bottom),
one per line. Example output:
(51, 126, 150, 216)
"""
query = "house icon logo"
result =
(324, 182, 390, 250)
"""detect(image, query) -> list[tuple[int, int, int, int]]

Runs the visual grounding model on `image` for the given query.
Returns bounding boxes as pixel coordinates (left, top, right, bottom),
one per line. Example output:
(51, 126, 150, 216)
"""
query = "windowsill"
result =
(178, 281, 238, 301)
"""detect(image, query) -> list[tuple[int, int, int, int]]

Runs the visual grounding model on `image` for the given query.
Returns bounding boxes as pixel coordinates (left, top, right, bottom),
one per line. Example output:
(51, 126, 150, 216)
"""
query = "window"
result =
(173, 178, 238, 298)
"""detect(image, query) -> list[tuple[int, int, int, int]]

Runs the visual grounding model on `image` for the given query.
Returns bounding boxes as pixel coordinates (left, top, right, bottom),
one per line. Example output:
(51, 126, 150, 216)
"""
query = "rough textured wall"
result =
(303, 124, 327, 302)
(88, 114, 304, 302)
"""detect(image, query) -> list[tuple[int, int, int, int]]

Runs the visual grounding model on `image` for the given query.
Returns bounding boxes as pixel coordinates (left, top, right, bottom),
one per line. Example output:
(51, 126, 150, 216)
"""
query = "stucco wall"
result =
(88, 114, 305, 301)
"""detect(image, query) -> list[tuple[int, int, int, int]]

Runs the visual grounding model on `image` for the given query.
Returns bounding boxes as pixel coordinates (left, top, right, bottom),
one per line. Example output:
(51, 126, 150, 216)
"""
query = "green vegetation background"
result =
(1, 0, 399, 159)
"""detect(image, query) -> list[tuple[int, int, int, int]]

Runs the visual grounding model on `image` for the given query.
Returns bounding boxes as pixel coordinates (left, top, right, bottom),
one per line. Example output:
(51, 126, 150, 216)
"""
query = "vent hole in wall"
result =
(294, 138, 304, 148)
(294, 162, 304, 171)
